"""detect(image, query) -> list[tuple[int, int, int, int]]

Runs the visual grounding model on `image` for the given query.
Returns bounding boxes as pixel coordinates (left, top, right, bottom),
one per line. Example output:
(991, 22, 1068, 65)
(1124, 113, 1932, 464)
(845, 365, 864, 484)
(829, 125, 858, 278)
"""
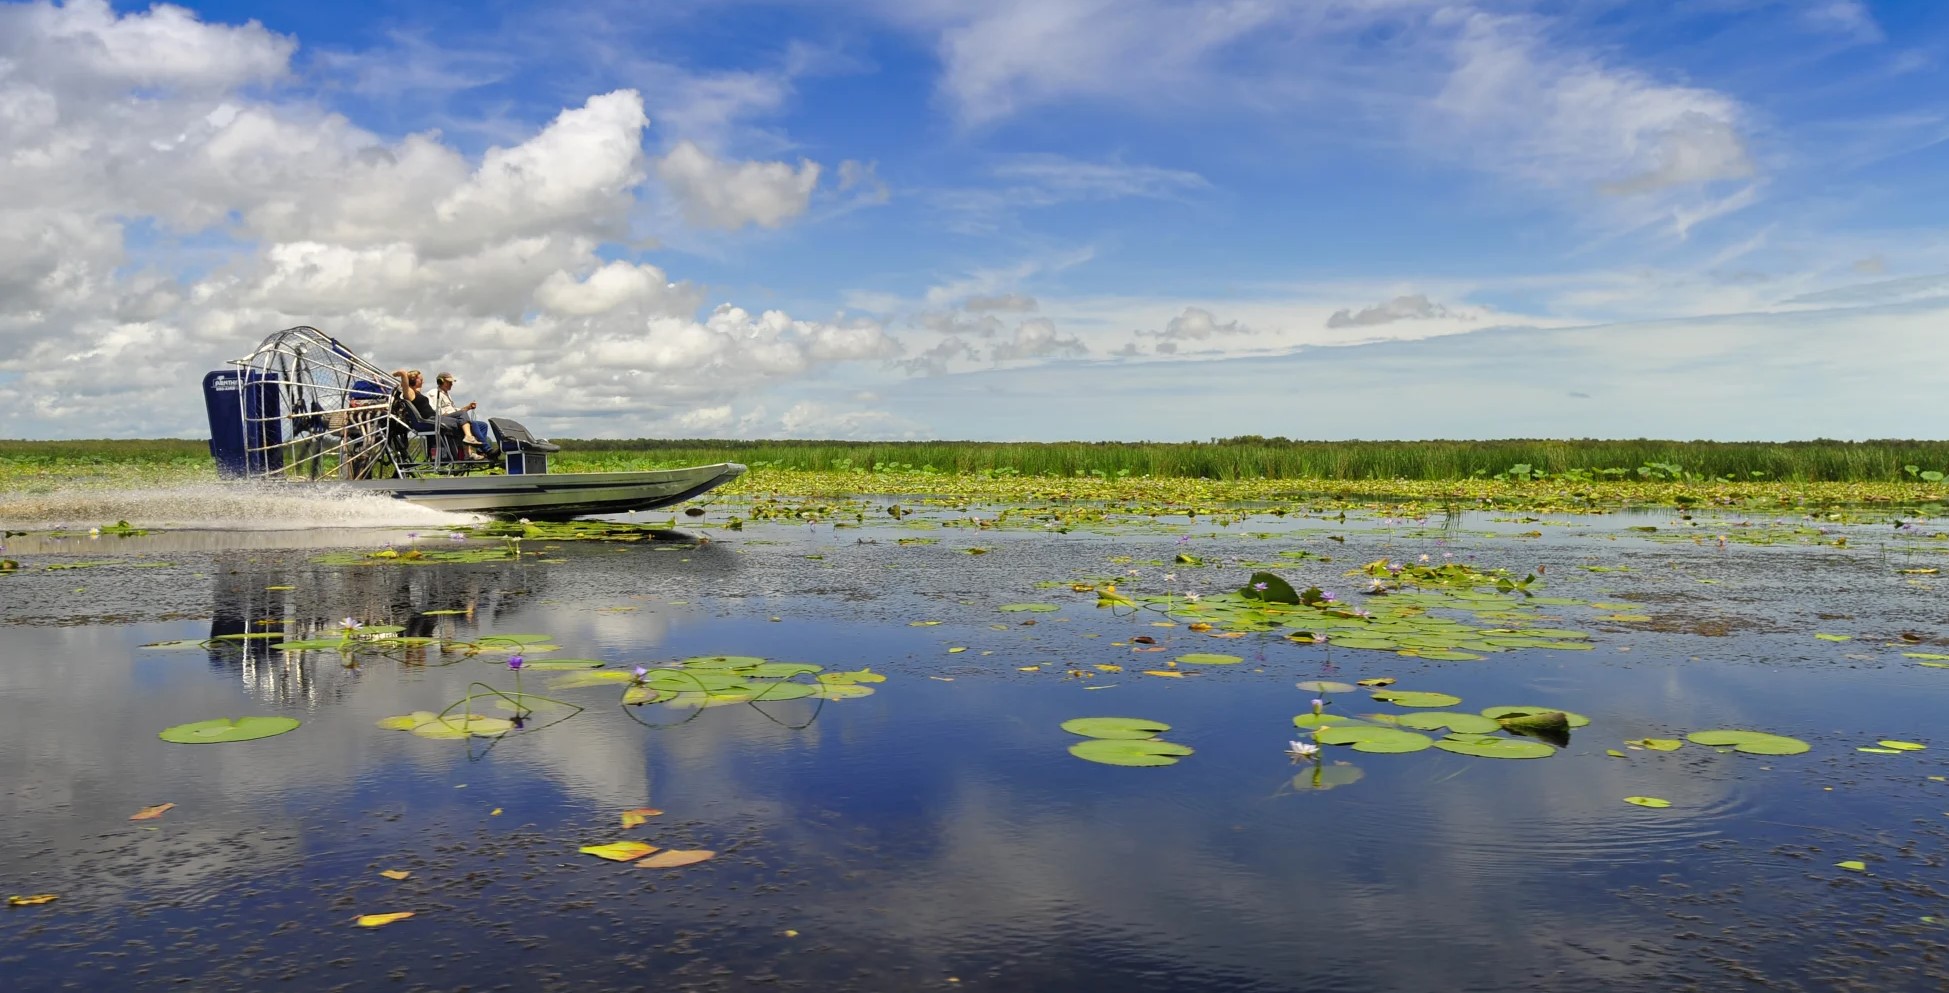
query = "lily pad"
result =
(1292, 713, 1366, 729)
(1313, 726, 1435, 753)
(1481, 705, 1591, 728)
(682, 655, 767, 669)
(1626, 738, 1683, 751)
(1175, 653, 1243, 666)
(1294, 680, 1356, 693)
(519, 659, 607, 670)
(1290, 762, 1365, 792)
(1686, 729, 1811, 755)
(1623, 796, 1672, 808)
(739, 662, 824, 678)
(1068, 738, 1195, 767)
(1877, 740, 1927, 751)
(1370, 689, 1464, 708)
(158, 716, 301, 744)
(1061, 717, 1173, 739)
(1432, 736, 1556, 759)
(1394, 712, 1502, 734)
(273, 638, 355, 651)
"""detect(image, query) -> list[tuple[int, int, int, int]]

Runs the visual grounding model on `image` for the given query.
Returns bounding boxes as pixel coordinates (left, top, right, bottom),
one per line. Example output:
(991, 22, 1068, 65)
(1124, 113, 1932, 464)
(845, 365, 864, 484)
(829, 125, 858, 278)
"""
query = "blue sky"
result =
(2, 0, 1947, 440)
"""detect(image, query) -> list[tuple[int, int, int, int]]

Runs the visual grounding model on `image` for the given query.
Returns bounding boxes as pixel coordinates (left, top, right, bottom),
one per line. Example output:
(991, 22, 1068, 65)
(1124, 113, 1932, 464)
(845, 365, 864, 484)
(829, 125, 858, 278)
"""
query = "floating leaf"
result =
(1606, 749, 1628, 758)
(1175, 653, 1242, 665)
(999, 603, 1060, 613)
(378, 869, 411, 880)
(1292, 713, 1366, 729)
(1814, 633, 1852, 642)
(409, 714, 514, 739)
(129, 803, 175, 821)
(1068, 738, 1195, 767)
(7, 894, 58, 906)
(1878, 740, 1927, 751)
(1356, 677, 1396, 687)
(1433, 736, 1556, 759)
(1143, 669, 1183, 678)
(158, 716, 300, 744)
(681, 655, 767, 668)
(1410, 650, 1486, 661)
(1239, 571, 1300, 604)
(1294, 680, 1356, 693)
(1370, 689, 1463, 708)
(1481, 706, 1591, 728)
(1623, 796, 1672, 808)
(355, 912, 415, 927)
(1836, 860, 1867, 872)
(638, 849, 716, 869)
(1289, 762, 1365, 792)
(1060, 717, 1172, 740)
(1394, 712, 1501, 734)
(1626, 738, 1683, 751)
(580, 841, 658, 862)
(947, 647, 967, 654)
(1686, 730, 1811, 755)
(1858, 747, 1902, 754)
(273, 638, 354, 650)
(519, 659, 607, 670)
(620, 808, 663, 828)
(1313, 726, 1435, 754)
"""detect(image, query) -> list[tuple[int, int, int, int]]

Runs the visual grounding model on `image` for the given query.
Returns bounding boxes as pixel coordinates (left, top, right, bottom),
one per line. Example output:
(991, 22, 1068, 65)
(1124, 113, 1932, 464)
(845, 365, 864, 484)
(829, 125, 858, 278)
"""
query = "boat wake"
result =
(0, 482, 483, 532)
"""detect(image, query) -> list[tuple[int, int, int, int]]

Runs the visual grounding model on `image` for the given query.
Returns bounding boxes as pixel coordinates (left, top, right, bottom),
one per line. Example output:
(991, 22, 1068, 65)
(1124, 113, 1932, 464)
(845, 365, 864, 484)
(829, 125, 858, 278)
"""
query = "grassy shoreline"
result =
(4, 439, 1947, 514)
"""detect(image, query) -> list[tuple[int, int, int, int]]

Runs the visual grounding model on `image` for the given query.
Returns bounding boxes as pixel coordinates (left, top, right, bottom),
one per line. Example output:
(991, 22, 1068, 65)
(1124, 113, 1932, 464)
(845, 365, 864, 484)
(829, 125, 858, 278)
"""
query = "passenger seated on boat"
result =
(390, 369, 466, 462)
(433, 371, 495, 458)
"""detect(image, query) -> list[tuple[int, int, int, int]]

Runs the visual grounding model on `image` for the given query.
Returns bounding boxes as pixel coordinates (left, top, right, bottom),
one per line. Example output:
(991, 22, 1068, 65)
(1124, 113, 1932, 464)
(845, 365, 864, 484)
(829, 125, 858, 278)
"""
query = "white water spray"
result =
(0, 481, 482, 532)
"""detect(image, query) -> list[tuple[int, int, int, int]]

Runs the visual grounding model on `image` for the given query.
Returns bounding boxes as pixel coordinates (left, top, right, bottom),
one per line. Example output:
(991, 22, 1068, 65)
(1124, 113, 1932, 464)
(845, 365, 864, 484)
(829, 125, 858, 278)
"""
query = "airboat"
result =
(202, 327, 745, 520)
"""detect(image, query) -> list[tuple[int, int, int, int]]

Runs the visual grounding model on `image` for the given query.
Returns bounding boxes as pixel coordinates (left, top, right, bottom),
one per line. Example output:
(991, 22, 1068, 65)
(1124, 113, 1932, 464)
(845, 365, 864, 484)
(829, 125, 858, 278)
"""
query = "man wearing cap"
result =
(433, 372, 496, 459)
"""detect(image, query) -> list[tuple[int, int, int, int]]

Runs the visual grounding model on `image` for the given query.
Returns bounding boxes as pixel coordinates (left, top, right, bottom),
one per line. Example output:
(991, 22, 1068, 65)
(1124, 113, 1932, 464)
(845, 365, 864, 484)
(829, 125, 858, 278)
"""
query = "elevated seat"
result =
(489, 417, 560, 474)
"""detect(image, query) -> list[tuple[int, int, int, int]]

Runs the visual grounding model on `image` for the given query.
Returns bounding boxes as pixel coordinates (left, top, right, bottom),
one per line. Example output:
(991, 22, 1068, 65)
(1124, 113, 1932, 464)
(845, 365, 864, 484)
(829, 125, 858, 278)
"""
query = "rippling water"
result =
(1, 504, 1945, 992)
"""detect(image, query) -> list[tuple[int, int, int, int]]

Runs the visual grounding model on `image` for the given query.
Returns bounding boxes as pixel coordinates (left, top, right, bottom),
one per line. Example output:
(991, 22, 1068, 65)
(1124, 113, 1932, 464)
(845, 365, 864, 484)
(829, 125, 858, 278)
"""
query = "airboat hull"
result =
(344, 463, 747, 519)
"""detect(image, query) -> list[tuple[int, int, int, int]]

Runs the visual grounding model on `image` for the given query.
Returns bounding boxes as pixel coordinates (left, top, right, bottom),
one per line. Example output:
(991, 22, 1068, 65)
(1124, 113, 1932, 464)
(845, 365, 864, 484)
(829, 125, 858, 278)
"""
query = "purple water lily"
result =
(507, 654, 525, 671)
(1311, 698, 1325, 716)
(632, 665, 648, 681)
(1253, 581, 1269, 591)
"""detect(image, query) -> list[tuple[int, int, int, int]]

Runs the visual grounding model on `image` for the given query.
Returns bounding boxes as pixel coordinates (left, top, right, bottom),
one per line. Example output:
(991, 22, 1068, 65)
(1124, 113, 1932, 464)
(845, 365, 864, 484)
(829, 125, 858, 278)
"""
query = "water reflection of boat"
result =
(203, 327, 745, 520)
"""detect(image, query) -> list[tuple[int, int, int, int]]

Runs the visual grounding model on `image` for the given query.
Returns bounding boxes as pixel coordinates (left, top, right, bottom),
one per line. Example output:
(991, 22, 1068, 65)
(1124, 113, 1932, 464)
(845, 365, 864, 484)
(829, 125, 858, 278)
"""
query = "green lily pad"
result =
(520, 659, 607, 670)
(1175, 653, 1243, 666)
(1624, 796, 1672, 808)
(621, 685, 673, 705)
(1836, 860, 1867, 872)
(271, 639, 353, 651)
(1481, 705, 1591, 728)
(1000, 603, 1061, 613)
(1394, 711, 1502, 734)
(1814, 633, 1852, 642)
(410, 714, 515, 739)
(1327, 637, 1400, 651)
(1068, 738, 1194, 767)
(682, 655, 768, 668)
(1686, 730, 1811, 755)
(1405, 650, 1485, 661)
(475, 633, 556, 645)
(549, 671, 639, 689)
(1627, 738, 1683, 751)
(1292, 713, 1366, 729)
(739, 662, 824, 678)
(1294, 680, 1356, 693)
(818, 669, 887, 685)
(1290, 762, 1365, 791)
(810, 682, 876, 700)
(1877, 740, 1927, 751)
(159, 716, 301, 744)
(1432, 736, 1556, 759)
(1313, 726, 1434, 753)
(1370, 689, 1463, 708)
(1061, 717, 1172, 740)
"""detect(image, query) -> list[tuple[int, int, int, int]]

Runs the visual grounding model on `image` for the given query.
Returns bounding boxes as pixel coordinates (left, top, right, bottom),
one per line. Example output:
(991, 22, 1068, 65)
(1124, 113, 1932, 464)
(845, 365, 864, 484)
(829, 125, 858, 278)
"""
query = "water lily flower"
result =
(1252, 581, 1269, 591)
(1320, 591, 1335, 602)
(507, 655, 525, 671)
(517, 518, 531, 526)
(1311, 698, 1325, 715)
(1418, 553, 1430, 562)
(405, 532, 418, 541)
(632, 665, 648, 681)
(1287, 740, 1320, 760)
(340, 617, 364, 631)
(1163, 573, 1177, 582)
(448, 532, 467, 541)
(1183, 592, 1201, 603)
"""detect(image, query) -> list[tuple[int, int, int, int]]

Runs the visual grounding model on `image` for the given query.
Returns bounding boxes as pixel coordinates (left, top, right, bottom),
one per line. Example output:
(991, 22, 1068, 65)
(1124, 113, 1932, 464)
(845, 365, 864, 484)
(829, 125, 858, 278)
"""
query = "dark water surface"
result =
(2, 506, 1947, 992)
